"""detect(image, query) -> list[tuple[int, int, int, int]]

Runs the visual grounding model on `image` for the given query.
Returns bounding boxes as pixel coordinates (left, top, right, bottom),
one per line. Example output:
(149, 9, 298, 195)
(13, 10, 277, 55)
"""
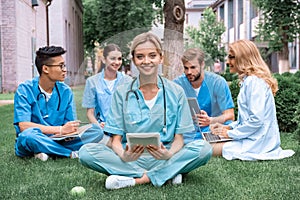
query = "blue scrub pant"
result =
(15, 125, 103, 158)
(79, 140, 212, 186)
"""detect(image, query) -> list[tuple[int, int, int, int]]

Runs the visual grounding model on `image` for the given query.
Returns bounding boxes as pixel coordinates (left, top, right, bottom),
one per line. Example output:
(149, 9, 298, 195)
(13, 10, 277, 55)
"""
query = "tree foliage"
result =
(185, 8, 226, 64)
(83, 0, 157, 55)
(83, 0, 98, 54)
(252, 0, 300, 52)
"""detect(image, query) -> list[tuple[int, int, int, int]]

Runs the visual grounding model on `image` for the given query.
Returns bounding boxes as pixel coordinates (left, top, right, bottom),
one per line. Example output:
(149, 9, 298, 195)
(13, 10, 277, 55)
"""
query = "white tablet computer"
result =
(187, 97, 201, 117)
(126, 132, 160, 156)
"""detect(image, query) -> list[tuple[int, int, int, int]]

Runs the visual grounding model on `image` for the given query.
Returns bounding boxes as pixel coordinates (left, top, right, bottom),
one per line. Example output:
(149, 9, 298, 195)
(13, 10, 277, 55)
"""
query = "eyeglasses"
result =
(46, 63, 66, 70)
(227, 55, 235, 60)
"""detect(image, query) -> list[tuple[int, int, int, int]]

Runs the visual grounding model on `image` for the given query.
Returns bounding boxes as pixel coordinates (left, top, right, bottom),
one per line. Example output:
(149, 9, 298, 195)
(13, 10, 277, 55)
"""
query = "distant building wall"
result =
(0, 0, 84, 92)
(185, 8, 203, 28)
(211, 0, 299, 73)
(0, 0, 47, 92)
(15, 0, 47, 85)
(49, 0, 84, 86)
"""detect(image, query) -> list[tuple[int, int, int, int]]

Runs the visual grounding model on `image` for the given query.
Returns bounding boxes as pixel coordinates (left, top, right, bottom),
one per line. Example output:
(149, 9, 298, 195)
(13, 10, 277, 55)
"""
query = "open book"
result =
(51, 124, 92, 141)
(126, 132, 160, 156)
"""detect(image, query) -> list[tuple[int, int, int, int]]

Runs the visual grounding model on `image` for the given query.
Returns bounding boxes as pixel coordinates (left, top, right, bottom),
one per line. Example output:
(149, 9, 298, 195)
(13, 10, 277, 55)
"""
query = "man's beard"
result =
(189, 71, 201, 82)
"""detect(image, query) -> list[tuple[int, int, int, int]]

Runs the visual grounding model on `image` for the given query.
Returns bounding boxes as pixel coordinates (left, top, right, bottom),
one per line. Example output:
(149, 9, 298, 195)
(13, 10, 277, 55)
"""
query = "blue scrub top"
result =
(104, 76, 195, 148)
(174, 71, 234, 133)
(14, 76, 76, 135)
(82, 71, 132, 123)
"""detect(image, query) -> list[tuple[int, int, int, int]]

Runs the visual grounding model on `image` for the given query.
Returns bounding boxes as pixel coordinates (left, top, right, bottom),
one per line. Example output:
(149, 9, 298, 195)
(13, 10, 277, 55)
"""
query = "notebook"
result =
(50, 124, 92, 141)
(126, 132, 160, 156)
(201, 131, 233, 143)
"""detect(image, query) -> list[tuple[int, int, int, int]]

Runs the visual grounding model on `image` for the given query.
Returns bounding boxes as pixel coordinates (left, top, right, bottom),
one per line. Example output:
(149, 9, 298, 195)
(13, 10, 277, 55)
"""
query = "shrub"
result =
(224, 72, 300, 133)
(220, 65, 238, 82)
(228, 79, 239, 119)
(292, 102, 300, 143)
(293, 70, 300, 79)
(273, 73, 300, 132)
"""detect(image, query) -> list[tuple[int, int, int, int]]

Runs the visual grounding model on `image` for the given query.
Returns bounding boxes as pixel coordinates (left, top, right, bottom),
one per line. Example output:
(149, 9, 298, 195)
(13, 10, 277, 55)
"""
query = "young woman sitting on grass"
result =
(210, 39, 295, 161)
(79, 32, 212, 189)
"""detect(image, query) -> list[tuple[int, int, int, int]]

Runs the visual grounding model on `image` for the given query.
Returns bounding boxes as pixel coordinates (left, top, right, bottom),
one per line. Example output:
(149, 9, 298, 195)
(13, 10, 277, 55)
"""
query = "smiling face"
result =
(133, 41, 162, 77)
(103, 50, 122, 72)
(226, 51, 238, 74)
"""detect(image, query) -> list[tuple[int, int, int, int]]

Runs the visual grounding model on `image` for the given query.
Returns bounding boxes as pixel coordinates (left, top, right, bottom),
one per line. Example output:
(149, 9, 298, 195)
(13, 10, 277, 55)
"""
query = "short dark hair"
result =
(35, 46, 66, 75)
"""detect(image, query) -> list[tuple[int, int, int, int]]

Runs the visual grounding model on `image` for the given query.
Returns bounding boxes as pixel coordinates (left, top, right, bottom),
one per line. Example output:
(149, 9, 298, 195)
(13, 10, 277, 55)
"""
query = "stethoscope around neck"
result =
(125, 75, 167, 133)
(37, 83, 61, 118)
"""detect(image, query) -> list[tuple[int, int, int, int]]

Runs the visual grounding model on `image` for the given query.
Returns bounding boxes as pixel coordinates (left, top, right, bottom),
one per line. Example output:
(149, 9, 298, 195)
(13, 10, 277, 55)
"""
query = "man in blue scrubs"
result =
(174, 48, 235, 143)
(14, 46, 102, 161)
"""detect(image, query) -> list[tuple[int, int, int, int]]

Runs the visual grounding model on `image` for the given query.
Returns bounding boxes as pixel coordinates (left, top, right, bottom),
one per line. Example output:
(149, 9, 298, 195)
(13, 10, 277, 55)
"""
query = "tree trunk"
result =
(277, 28, 290, 73)
(163, 0, 185, 79)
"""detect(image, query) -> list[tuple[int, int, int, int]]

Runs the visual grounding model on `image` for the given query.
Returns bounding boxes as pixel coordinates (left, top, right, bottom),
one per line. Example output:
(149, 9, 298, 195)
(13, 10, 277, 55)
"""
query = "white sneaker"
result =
(34, 153, 49, 161)
(70, 151, 79, 159)
(105, 175, 135, 190)
(172, 174, 182, 185)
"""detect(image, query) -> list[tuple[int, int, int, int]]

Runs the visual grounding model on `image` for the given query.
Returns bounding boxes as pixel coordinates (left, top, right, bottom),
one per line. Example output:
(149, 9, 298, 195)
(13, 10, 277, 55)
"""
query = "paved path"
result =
(0, 100, 14, 106)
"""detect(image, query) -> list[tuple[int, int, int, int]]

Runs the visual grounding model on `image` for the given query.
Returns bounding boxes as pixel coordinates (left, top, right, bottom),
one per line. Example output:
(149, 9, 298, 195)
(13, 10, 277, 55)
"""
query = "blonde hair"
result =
(229, 39, 278, 95)
(130, 32, 162, 58)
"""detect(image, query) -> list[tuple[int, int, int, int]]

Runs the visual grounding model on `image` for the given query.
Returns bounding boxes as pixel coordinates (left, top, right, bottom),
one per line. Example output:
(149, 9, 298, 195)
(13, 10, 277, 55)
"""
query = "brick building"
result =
(0, 0, 84, 92)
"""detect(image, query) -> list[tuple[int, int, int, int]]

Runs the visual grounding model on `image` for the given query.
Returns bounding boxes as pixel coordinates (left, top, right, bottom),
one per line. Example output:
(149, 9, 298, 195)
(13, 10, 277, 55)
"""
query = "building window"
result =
(228, 0, 234, 28)
(289, 42, 297, 69)
(238, 0, 244, 25)
(250, 1, 258, 19)
(220, 4, 224, 21)
(186, 14, 189, 24)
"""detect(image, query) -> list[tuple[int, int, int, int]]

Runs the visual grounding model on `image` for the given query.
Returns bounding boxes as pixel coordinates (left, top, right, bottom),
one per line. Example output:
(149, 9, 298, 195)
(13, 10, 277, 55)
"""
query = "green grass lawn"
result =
(0, 92, 14, 100)
(0, 87, 299, 200)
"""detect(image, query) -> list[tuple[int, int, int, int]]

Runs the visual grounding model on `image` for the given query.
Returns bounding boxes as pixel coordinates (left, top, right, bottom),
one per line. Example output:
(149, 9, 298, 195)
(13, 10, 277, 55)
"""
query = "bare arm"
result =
(147, 133, 184, 160)
(210, 123, 231, 138)
(168, 133, 184, 155)
(210, 108, 235, 124)
(86, 108, 98, 124)
(198, 108, 235, 126)
(18, 121, 80, 136)
(111, 135, 125, 157)
(111, 134, 144, 162)
(86, 108, 104, 128)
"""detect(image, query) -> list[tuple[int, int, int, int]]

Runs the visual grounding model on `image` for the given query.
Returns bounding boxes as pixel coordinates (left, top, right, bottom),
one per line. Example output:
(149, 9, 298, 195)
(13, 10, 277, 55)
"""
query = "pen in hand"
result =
(75, 120, 90, 124)
(80, 122, 90, 124)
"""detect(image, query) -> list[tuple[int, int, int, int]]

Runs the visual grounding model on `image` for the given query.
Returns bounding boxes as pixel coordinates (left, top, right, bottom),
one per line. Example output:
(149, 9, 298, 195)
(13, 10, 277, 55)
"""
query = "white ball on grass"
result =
(70, 186, 86, 196)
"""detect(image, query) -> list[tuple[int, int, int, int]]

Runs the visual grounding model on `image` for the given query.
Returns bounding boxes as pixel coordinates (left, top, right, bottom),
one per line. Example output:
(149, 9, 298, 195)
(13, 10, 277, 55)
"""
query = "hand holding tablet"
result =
(126, 132, 160, 156)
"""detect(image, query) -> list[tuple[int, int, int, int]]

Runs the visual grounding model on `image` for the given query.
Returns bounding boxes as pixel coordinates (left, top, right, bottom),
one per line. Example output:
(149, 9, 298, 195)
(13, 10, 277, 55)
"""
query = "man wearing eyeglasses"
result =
(174, 48, 235, 144)
(14, 46, 102, 161)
